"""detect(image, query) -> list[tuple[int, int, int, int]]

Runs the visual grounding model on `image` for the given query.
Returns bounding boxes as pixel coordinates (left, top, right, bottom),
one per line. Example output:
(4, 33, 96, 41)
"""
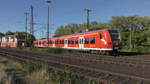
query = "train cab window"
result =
(100, 34, 102, 39)
(109, 29, 120, 42)
(76, 39, 78, 44)
(85, 38, 89, 44)
(90, 37, 95, 44)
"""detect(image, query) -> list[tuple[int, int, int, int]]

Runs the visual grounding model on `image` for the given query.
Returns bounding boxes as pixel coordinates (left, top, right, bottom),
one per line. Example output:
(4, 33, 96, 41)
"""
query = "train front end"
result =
(108, 29, 121, 52)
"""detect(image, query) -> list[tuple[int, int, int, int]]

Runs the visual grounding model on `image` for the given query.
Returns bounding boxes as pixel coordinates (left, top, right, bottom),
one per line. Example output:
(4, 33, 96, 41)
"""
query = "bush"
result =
(131, 46, 149, 52)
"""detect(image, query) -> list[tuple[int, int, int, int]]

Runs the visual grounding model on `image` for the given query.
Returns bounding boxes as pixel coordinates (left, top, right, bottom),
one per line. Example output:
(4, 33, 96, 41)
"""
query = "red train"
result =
(0, 34, 25, 47)
(34, 28, 121, 53)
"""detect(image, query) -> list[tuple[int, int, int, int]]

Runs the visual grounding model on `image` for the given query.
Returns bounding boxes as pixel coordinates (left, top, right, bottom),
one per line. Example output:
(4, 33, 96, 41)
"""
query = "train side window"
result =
(76, 39, 78, 44)
(61, 40, 63, 44)
(60, 40, 62, 44)
(49, 41, 51, 44)
(60, 40, 61, 44)
(85, 38, 89, 44)
(71, 40, 74, 44)
(62, 40, 64, 44)
(68, 40, 70, 44)
(90, 37, 95, 44)
(45, 42, 47, 44)
(100, 34, 102, 39)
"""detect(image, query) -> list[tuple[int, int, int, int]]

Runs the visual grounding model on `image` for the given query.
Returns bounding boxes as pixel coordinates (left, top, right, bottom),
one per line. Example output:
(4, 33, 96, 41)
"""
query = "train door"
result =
(79, 37, 84, 49)
(52, 40, 55, 47)
(64, 39, 68, 48)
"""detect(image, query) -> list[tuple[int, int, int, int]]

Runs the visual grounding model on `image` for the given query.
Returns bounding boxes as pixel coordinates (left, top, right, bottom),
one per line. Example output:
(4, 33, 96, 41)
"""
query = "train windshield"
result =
(109, 30, 120, 42)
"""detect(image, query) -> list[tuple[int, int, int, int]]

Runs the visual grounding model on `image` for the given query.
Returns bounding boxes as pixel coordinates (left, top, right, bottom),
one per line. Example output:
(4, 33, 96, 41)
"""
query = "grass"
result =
(0, 65, 9, 84)
(19, 61, 97, 84)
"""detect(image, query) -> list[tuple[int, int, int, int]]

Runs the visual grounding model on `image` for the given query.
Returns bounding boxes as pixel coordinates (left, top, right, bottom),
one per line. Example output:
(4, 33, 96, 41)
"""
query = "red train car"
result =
(34, 28, 121, 52)
(0, 34, 25, 47)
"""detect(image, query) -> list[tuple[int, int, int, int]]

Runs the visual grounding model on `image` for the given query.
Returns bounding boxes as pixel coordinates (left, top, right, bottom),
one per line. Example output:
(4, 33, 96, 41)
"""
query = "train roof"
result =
(35, 28, 116, 41)
(54, 28, 111, 39)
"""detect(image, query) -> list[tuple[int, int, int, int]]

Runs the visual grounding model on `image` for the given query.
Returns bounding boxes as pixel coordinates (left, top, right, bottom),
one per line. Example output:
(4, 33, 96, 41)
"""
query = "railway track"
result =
(0, 48, 150, 84)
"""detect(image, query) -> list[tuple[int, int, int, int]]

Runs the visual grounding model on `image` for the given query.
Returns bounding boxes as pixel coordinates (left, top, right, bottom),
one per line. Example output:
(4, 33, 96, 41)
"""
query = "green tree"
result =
(5, 30, 14, 35)
(109, 16, 150, 51)
(0, 32, 4, 38)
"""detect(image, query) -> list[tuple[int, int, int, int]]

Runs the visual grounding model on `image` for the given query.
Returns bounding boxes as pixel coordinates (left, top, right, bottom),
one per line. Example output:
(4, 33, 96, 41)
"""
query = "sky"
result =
(0, 0, 150, 38)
